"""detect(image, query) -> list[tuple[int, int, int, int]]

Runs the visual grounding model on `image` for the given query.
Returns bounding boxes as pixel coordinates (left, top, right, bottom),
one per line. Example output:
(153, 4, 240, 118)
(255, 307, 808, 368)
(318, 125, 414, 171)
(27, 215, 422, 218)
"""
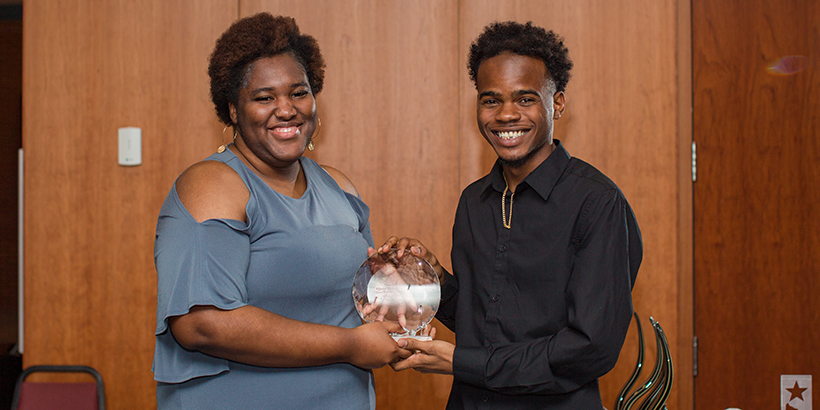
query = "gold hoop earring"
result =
(218, 124, 237, 153)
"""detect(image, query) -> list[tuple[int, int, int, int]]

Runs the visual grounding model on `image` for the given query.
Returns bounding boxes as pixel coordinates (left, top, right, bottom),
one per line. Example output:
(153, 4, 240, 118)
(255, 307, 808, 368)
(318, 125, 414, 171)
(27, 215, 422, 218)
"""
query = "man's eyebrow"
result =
(513, 89, 541, 96)
(478, 89, 541, 99)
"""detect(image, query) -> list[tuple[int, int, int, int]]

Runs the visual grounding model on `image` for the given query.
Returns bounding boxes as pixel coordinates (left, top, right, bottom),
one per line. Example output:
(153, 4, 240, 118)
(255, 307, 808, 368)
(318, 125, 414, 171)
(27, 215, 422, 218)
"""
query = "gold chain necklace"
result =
(502, 172, 514, 229)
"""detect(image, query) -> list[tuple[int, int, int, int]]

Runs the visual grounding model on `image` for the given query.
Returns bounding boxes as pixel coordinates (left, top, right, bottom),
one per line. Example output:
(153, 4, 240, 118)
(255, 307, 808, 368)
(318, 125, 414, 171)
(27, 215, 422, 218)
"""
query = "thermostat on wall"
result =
(118, 127, 142, 166)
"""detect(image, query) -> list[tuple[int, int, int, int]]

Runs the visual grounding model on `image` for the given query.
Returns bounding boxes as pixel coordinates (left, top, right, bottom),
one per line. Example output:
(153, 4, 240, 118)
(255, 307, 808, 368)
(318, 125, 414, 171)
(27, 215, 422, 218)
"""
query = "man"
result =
(388, 21, 642, 409)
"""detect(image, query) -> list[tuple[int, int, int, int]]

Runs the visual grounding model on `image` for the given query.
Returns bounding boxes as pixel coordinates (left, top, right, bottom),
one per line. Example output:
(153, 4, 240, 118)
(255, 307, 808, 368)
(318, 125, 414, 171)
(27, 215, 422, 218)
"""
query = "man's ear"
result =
(553, 91, 566, 119)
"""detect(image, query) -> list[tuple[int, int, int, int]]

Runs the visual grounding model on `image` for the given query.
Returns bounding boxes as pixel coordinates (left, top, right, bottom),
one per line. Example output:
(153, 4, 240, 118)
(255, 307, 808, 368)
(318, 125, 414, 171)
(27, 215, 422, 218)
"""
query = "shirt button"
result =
(492, 295, 500, 302)
(482, 396, 489, 403)
(499, 245, 507, 252)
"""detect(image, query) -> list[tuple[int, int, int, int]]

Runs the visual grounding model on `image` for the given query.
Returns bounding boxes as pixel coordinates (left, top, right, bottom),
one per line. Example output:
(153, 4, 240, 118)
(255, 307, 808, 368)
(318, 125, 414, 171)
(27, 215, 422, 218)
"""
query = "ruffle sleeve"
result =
(152, 186, 250, 383)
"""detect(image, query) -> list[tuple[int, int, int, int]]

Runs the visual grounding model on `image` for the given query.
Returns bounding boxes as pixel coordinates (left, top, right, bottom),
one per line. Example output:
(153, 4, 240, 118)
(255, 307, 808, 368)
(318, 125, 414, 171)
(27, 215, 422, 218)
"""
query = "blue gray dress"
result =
(153, 149, 375, 409)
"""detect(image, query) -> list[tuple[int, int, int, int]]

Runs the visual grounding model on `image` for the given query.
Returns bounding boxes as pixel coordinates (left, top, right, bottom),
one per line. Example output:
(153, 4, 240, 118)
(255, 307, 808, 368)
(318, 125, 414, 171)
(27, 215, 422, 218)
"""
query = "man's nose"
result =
(497, 102, 521, 122)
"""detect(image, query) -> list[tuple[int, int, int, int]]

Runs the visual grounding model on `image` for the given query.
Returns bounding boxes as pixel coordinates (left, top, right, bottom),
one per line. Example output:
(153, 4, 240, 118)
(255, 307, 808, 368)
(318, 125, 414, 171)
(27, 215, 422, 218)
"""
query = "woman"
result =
(152, 13, 410, 409)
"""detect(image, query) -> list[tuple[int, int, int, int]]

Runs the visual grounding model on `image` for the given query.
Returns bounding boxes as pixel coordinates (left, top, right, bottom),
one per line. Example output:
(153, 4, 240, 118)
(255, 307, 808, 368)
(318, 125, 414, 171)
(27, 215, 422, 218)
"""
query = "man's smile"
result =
(494, 129, 528, 140)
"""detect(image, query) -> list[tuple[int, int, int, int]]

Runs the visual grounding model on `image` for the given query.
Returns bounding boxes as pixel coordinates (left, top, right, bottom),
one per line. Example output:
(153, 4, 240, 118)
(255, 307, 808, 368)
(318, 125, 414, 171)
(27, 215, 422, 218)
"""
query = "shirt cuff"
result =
(453, 345, 492, 388)
(439, 268, 458, 301)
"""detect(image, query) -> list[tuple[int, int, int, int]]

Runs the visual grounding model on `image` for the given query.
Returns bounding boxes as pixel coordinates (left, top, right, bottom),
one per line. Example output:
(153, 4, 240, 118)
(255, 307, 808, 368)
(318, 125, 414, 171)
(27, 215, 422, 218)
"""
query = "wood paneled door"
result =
(693, 0, 820, 408)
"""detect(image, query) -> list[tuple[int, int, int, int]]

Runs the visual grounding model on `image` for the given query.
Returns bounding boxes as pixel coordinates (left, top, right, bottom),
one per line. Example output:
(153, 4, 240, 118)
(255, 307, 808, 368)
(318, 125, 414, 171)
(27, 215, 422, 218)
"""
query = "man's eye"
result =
(255, 96, 273, 102)
(293, 90, 309, 98)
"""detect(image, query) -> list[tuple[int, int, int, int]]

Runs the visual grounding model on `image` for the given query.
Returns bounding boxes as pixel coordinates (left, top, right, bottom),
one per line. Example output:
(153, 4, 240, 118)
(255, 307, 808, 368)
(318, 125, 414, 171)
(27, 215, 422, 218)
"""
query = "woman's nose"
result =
(274, 99, 296, 119)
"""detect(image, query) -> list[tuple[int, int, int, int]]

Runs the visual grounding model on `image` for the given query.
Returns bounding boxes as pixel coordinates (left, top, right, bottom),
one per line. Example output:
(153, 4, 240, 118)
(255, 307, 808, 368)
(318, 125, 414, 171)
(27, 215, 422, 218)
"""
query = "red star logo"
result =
(786, 381, 808, 402)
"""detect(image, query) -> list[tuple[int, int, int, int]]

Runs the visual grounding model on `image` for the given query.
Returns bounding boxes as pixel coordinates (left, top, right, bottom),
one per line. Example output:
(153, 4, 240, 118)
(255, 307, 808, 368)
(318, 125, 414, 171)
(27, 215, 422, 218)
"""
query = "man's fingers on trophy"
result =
(396, 337, 415, 350)
(395, 237, 416, 257)
(420, 325, 436, 339)
(379, 237, 399, 253)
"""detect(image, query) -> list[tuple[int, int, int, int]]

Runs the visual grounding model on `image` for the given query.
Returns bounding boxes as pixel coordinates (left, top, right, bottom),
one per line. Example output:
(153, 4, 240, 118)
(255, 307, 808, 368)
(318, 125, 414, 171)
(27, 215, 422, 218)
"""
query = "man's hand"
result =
(390, 338, 455, 375)
(377, 237, 444, 281)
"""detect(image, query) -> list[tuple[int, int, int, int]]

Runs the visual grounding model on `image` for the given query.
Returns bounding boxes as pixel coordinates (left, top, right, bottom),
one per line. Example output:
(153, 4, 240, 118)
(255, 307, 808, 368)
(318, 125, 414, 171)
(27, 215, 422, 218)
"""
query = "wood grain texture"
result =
(675, 1, 694, 409)
(693, 0, 820, 408)
(21, 0, 691, 408)
(459, 1, 689, 408)
(240, 1, 461, 407)
(22, 1, 236, 408)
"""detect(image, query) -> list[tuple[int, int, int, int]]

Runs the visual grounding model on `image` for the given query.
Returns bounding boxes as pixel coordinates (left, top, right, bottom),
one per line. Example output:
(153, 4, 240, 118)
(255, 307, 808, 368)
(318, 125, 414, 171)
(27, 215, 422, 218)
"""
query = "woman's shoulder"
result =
(176, 160, 249, 223)
(317, 163, 359, 197)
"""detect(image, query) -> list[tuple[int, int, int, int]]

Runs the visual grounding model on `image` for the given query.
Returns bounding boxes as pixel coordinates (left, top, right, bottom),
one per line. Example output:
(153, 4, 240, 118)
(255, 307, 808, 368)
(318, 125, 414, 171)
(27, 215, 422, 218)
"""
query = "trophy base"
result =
(391, 334, 432, 341)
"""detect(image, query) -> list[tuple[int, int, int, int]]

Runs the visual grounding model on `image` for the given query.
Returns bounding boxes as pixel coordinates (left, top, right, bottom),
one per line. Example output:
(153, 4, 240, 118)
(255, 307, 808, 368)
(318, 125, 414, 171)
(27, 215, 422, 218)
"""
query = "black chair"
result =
(11, 365, 105, 410)
(614, 312, 673, 410)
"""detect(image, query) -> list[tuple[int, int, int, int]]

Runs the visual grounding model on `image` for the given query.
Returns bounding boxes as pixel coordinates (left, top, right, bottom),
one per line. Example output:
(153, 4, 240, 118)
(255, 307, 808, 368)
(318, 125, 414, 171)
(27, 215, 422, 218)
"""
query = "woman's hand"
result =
(348, 321, 414, 369)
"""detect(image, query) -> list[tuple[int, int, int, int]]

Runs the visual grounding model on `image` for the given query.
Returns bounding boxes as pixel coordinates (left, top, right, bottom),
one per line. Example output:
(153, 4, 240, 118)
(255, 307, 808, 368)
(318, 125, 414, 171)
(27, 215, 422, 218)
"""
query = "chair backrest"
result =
(11, 365, 105, 410)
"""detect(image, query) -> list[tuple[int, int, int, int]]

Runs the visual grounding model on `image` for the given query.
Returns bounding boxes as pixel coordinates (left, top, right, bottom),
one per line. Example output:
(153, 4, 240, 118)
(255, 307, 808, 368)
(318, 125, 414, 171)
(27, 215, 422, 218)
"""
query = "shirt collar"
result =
(480, 140, 571, 201)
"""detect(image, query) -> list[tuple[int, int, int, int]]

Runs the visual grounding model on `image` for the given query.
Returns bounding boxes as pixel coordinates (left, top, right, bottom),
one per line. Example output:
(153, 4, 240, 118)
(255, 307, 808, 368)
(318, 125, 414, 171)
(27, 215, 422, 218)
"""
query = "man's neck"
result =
(501, 143, 555, 191)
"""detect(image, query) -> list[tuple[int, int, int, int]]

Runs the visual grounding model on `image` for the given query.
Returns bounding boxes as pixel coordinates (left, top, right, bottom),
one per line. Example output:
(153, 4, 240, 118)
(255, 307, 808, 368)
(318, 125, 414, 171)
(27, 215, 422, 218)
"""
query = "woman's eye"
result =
(293, 90, 309, 98)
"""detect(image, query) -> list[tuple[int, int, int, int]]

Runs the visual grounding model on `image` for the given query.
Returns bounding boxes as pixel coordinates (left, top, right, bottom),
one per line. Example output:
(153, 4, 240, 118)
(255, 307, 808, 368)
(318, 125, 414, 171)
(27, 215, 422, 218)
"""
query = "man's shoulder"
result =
(562, 157, 620, 193)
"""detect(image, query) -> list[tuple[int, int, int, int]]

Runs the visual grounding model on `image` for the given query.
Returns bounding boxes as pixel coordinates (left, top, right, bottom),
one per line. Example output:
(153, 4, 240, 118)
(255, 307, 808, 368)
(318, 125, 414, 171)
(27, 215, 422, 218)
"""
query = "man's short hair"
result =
(467, 21, 573, 92)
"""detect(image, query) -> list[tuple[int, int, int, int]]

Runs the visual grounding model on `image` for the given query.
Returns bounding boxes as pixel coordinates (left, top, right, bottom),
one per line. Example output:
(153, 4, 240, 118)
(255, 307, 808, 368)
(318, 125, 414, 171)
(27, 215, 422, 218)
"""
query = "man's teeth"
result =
(496, 130, 526, 139)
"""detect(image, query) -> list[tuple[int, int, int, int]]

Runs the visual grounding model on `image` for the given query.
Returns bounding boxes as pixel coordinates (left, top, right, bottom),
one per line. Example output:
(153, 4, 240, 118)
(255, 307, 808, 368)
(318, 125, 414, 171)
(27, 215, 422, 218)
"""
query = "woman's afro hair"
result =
(208, 13, 325, 125)
(468, 21, 573, 92)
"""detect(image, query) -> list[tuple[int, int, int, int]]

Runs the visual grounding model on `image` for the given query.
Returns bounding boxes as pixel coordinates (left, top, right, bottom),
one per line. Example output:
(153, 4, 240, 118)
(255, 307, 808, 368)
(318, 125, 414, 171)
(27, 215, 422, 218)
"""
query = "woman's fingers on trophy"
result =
(376, 298, 391, 322)
(360, 300, 377, 317)
(396, 302, 407, 329)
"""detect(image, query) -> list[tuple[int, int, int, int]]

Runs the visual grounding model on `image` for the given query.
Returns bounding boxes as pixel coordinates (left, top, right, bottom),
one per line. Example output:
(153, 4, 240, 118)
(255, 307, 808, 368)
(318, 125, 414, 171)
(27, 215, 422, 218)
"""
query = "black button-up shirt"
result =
(437, 141, 642, 409)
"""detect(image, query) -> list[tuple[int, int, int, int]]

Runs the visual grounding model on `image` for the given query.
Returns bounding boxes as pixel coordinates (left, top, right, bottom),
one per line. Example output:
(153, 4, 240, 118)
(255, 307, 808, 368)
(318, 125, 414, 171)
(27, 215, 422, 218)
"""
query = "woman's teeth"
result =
(496, 130, 526, 140)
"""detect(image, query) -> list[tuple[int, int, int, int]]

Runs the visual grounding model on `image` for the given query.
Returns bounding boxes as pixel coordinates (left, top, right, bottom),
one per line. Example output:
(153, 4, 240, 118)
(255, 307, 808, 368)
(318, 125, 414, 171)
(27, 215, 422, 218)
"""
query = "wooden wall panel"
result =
(240, 1, 461, 408)
(22, 1, 236, 408)
(458, 1, 690, 409)
(22, 0, 691, 409)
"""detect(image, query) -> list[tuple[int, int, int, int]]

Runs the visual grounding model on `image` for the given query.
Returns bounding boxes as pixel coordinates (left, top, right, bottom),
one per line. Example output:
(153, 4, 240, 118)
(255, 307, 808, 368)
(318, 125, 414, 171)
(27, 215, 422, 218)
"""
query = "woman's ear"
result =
(229, 103, 237, 124)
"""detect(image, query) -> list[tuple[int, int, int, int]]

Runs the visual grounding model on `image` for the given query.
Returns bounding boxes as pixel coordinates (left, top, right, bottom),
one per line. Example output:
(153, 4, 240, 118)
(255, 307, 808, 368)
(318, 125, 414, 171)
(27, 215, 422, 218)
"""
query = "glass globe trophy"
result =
(352, 248, 440, 341)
